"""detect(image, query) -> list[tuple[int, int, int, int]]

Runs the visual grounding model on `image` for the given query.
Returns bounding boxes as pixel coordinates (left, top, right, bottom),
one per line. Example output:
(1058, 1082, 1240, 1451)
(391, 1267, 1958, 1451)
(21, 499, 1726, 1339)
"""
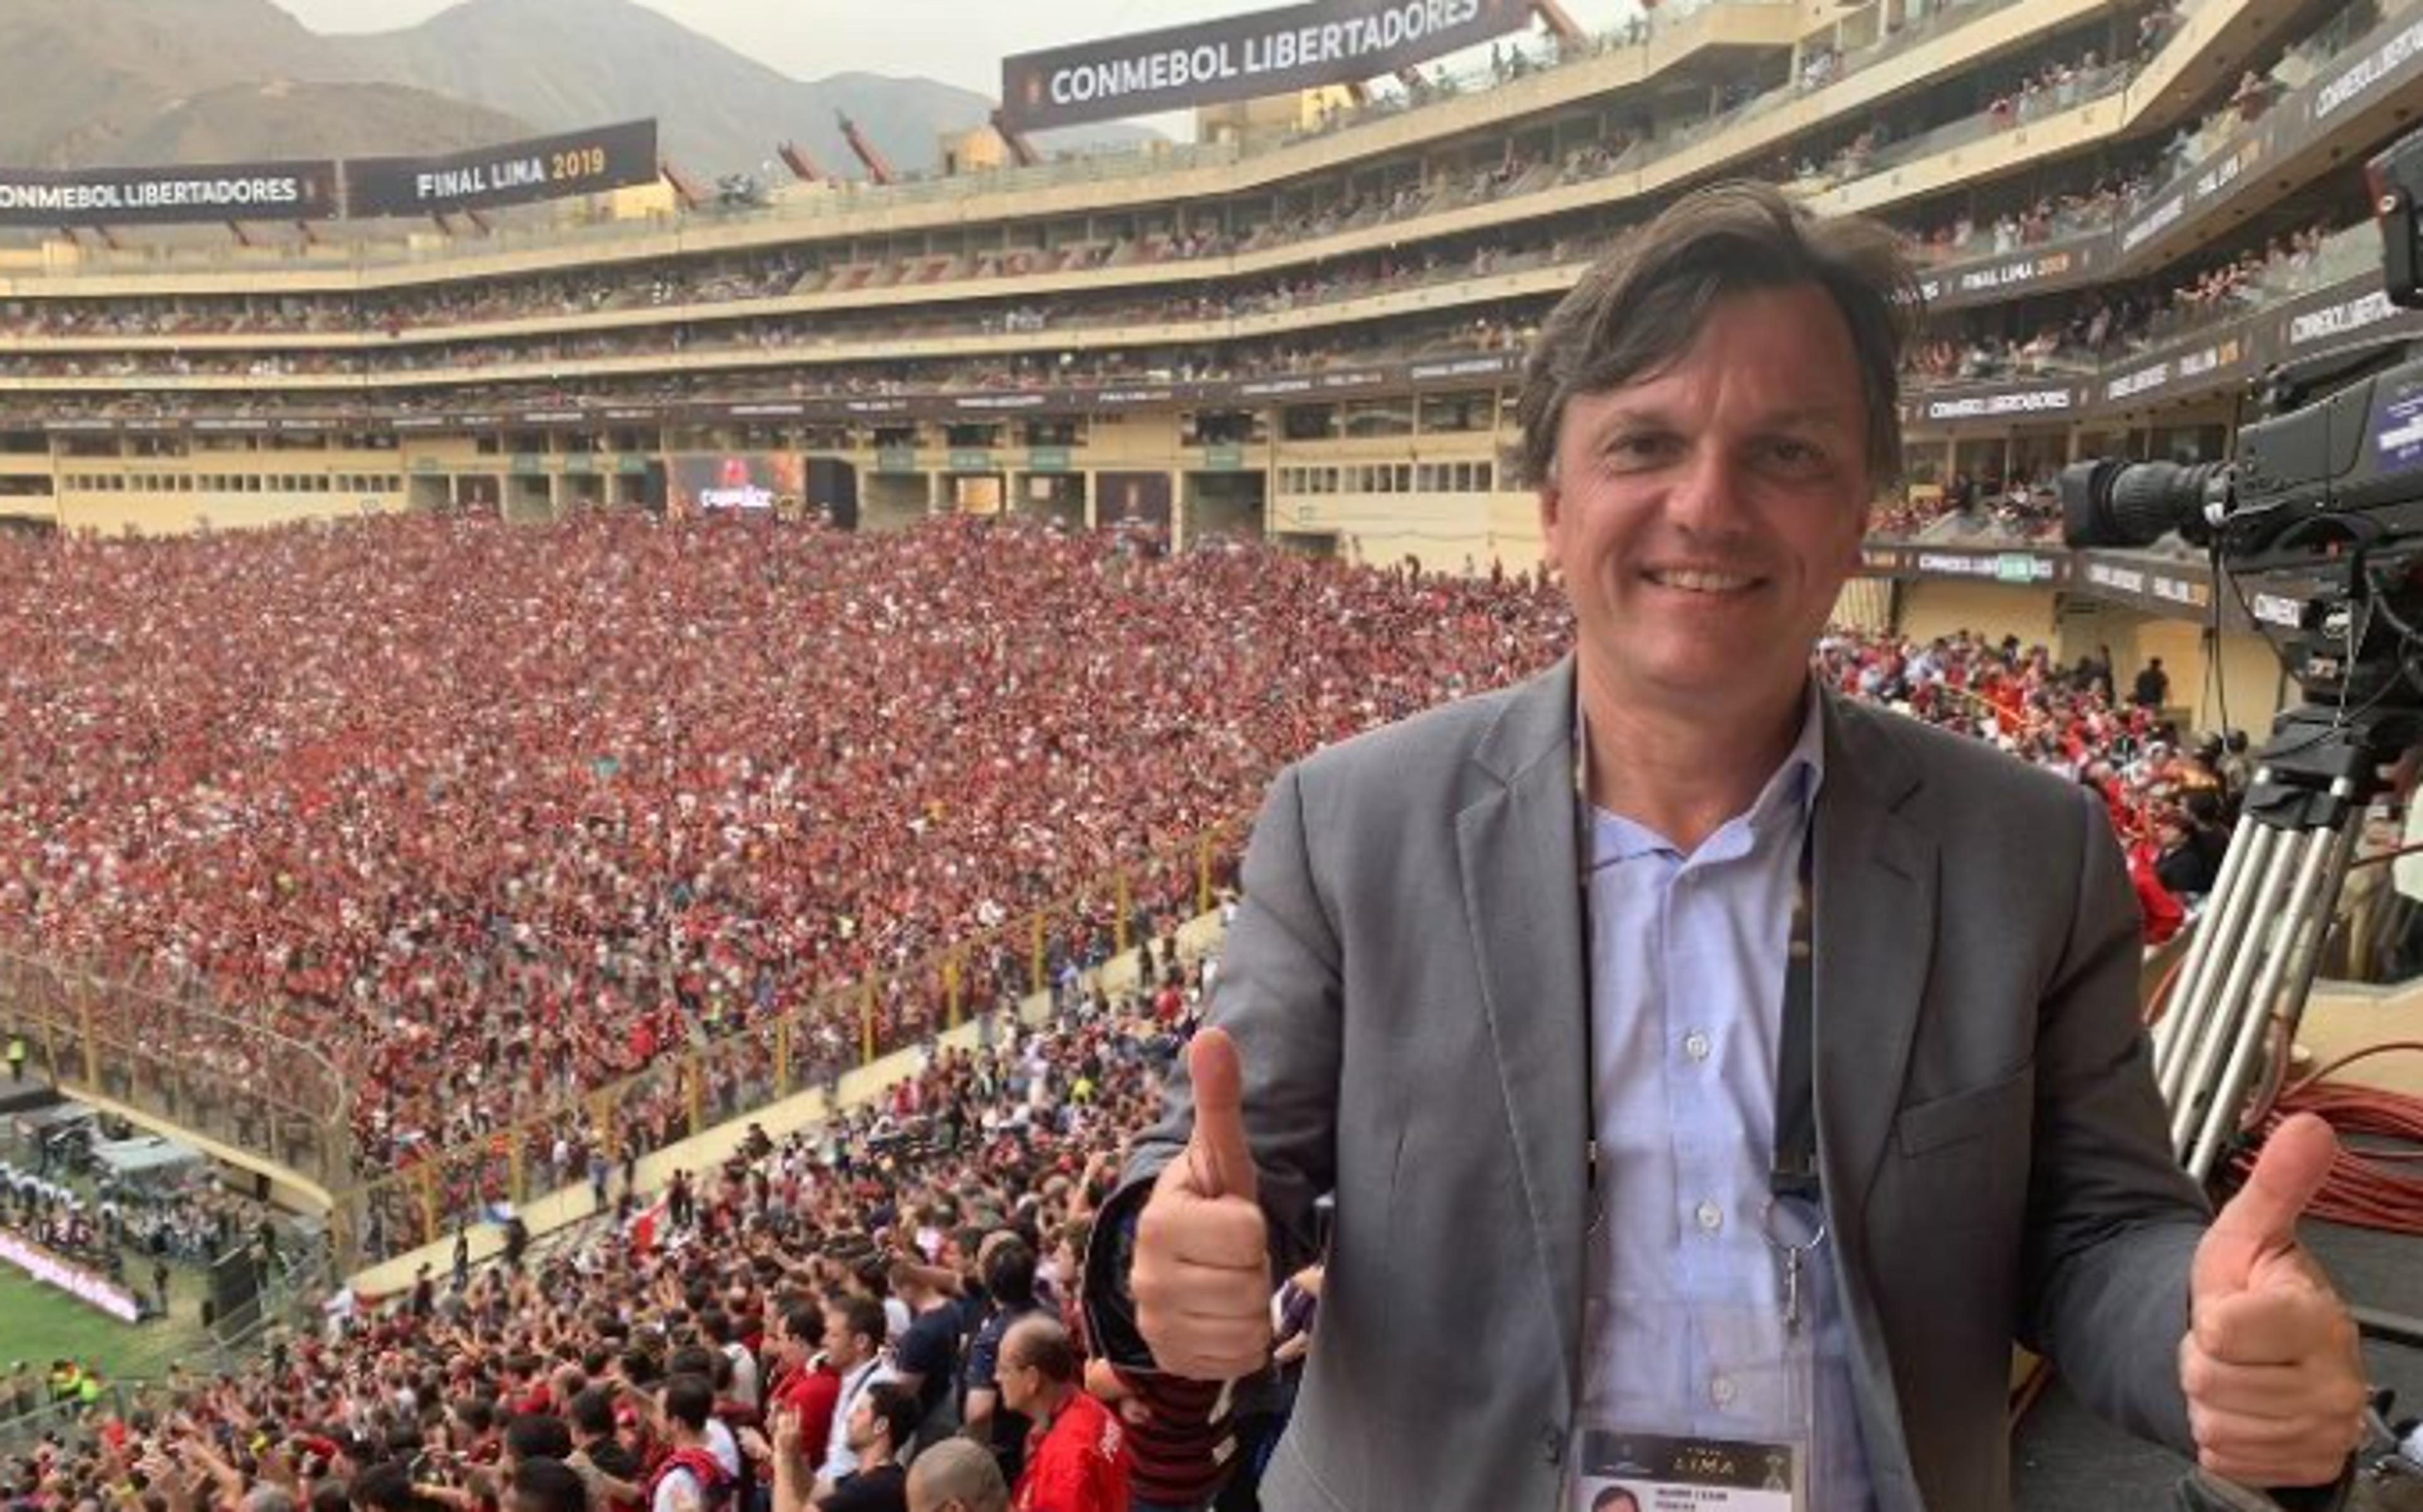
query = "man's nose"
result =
(1661, 445, 1753, 536)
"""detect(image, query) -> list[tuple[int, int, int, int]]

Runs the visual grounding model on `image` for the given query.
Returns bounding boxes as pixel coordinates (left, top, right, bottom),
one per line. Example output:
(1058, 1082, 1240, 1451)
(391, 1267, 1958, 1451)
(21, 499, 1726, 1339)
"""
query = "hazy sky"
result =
(267, 0, 1646, 97)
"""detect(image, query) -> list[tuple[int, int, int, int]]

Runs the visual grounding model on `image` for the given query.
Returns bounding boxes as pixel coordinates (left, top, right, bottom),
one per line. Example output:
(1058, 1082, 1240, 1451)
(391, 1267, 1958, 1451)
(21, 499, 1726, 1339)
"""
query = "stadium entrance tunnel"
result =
(945, 469, 1008, 517)
(1182, 469, 1266, 551)
(1016, 470, 1087, 531)
(505, 472, 556, 524)
(805, 458, 858, 530)
(860, 471, 930, 532)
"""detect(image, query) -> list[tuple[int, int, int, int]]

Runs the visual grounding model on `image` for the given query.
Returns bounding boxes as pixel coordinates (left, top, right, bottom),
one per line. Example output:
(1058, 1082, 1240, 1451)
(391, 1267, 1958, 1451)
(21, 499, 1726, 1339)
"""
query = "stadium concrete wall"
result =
(57, 487, 403, 537)
(1898, 580, 2063, 650)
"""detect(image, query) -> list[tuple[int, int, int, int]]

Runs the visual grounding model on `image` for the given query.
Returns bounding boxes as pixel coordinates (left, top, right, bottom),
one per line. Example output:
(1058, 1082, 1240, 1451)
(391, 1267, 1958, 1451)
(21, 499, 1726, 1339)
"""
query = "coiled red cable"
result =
(2233, 1044, 2423, 1236)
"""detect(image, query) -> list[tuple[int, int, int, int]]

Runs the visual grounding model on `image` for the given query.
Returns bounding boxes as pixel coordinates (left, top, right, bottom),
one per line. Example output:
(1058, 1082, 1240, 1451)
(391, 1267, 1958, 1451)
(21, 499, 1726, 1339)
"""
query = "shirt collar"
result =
(1754, 679, 1828, 835)
(1577, 679, 1826, 863)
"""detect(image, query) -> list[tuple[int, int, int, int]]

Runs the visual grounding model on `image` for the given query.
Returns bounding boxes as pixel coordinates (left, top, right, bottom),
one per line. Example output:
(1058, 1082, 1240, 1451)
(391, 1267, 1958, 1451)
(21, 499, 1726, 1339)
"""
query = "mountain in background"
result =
(44, 81, 535, 169)
(0, 0, 1157, 177)
(0, 0, 336, 166)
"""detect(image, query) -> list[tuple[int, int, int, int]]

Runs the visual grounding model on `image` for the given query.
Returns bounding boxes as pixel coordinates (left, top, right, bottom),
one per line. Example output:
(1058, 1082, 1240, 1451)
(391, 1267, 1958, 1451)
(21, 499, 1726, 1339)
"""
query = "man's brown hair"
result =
(1512, 180, 1923, 489)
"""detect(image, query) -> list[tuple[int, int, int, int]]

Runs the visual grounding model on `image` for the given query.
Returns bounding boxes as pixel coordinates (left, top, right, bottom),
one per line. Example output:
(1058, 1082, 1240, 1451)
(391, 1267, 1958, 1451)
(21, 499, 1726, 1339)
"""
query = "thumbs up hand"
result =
(2177, 1113, 2367, 1487)
(1133, 1027, 1275, 1381)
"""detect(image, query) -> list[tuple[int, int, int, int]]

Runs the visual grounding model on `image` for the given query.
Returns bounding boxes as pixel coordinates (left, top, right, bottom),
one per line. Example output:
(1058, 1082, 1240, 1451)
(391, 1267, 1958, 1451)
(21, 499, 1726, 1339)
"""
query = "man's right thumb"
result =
(1184, 1028, 1258, 1203)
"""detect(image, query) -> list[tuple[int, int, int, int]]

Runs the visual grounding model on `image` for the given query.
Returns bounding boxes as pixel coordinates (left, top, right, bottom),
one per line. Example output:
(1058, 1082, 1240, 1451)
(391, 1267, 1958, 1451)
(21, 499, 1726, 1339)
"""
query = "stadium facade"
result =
(0, 0, 2416, 734)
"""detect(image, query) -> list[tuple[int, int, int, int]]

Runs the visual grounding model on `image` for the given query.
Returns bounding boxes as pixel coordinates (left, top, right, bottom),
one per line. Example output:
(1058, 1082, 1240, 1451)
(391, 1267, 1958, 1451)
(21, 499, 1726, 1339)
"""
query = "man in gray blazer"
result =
(1084, 184, 2366, 1511)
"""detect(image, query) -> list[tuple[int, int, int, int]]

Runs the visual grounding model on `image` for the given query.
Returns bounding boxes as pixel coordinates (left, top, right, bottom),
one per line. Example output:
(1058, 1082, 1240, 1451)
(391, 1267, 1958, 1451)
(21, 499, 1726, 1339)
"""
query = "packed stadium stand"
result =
(6, 0, 2423, 1506)
(0, 0, 2402, 744)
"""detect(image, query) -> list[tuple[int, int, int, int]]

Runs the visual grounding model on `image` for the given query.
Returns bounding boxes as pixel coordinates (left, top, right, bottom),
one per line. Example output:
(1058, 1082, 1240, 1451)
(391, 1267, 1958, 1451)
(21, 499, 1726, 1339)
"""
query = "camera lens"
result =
(2058, 459, 2224, 548)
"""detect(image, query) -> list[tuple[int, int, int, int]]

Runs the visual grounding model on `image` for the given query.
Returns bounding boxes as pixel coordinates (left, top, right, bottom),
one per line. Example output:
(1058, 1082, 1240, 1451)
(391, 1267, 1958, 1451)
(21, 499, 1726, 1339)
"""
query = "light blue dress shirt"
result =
(1577, 690, 1875, 1509)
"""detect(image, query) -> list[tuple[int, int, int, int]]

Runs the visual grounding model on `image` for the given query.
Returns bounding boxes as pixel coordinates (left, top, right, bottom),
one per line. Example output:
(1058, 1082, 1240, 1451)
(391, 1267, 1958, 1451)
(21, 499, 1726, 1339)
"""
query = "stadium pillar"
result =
(588, 1090, 615, 1162)
(860, 978, 878, 1067)
(329, 1201, 357, 1275)
(414, 1163, 440, 1248)
(945, 953, 963, 1031)
(39, 1007, 62, 1086)
(506, 1128, 527, 1204)
(684, 1058, 704, 1137)
(76, 988, 97, 1086)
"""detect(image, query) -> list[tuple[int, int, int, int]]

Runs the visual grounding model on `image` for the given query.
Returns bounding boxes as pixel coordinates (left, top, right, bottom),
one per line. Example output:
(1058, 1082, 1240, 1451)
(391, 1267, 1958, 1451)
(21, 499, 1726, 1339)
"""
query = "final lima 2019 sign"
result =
(1000, 0, 1528, 130)
(343, 120, 659, 218)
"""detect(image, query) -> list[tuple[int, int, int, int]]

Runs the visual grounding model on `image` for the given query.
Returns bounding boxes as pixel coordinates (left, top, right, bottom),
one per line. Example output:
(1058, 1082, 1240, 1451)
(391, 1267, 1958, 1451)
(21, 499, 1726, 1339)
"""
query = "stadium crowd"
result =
(1817, 628, 2248, 932)
(0, 149, 2371, 423)
(1904, 171, 2158, 263)
(0, 514, 1572, 1188)
(1909, 216, 2358, 385)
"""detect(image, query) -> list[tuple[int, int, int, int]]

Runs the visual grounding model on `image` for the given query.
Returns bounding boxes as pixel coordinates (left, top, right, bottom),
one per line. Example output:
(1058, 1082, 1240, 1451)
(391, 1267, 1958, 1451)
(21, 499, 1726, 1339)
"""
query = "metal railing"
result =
(1853, 61, 2137, 180)
(0, 951, 351, 1192)
(2131, 220, 2379, 347)
(312, 815, 1246, 1269)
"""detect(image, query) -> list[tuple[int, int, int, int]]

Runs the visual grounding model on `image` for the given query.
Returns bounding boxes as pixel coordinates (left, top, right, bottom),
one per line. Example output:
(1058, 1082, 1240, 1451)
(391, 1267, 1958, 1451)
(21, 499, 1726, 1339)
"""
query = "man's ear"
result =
(1536, 476, 1564, 577)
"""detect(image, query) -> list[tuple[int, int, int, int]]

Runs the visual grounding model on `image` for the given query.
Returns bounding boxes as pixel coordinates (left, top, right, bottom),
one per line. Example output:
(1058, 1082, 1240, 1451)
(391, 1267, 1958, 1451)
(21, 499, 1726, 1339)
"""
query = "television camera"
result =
(2058, 127, 2423, 1510)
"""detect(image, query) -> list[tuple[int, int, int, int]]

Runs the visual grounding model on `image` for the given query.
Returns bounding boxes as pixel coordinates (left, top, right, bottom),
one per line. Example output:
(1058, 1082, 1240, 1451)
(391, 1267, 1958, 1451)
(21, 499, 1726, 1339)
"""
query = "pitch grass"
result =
(0, 1264, 212, 1381)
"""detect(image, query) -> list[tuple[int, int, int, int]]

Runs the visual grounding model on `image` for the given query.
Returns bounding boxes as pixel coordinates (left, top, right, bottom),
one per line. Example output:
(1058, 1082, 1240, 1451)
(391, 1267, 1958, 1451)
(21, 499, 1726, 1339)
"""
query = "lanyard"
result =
(1572, 726, 1820, 1224)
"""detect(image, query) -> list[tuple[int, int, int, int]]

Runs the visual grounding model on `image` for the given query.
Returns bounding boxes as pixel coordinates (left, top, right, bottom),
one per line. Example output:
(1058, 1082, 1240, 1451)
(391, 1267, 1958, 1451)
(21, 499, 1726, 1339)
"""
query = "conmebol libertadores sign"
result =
(999, 0, 1527, 130)
(0, 161, 338, 226)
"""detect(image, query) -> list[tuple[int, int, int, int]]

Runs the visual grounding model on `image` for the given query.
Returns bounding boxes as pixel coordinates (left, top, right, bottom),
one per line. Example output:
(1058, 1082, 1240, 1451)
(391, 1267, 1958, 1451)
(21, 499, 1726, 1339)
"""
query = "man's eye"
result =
(1603, 435, 1675, 466)
(1764, 439, 1832, 471)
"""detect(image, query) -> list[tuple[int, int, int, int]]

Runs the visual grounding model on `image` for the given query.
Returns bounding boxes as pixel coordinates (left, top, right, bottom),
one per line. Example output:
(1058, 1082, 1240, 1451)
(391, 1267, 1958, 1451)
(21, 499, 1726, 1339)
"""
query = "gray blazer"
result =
(1114, 655, 2212, 1512)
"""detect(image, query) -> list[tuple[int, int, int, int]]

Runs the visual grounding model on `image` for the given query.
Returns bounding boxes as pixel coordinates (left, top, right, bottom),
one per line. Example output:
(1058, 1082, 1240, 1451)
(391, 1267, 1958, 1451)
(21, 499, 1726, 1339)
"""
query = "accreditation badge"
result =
(1566, 1428, 1801, 1512)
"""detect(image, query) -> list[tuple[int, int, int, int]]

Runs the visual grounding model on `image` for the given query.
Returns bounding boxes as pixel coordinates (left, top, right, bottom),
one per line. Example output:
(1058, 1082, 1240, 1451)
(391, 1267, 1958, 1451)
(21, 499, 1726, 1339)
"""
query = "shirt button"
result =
(1683, 1031, 1711, 1061)
(1711, 1374, 1738, 1407)
(1695, 1200, 1723, 1233)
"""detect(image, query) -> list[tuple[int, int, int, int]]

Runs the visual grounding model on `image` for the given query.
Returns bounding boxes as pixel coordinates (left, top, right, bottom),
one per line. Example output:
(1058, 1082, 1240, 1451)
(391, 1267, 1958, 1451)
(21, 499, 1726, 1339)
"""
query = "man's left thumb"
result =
(2191, 1111, 2337, 1299)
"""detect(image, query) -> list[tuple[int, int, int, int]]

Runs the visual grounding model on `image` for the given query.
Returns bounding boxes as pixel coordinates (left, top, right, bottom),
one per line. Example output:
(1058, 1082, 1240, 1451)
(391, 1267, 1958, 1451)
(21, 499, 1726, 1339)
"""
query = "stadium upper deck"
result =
(0, 0, 2277, 281)
(0, 0, 2411, 614)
